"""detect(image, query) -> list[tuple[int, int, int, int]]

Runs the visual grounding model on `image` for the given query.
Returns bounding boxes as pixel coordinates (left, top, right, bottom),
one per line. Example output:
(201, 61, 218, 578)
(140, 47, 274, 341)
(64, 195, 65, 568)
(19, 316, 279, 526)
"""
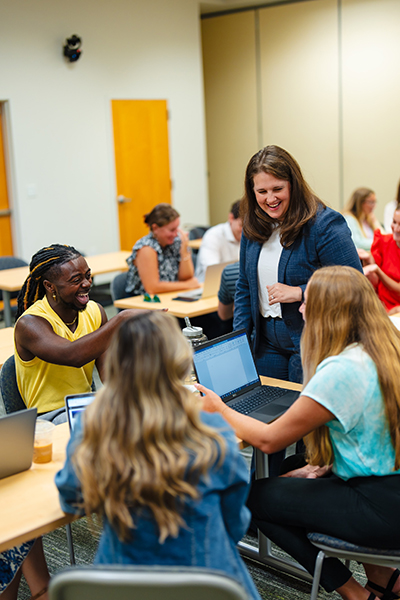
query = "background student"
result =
(125, 203, 199, 296)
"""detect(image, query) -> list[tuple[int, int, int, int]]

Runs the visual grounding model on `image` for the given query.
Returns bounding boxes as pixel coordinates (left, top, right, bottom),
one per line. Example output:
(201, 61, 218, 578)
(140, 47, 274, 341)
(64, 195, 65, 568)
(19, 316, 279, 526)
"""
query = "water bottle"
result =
(182, 317, 208, 348)
(182, 317, 207, 381)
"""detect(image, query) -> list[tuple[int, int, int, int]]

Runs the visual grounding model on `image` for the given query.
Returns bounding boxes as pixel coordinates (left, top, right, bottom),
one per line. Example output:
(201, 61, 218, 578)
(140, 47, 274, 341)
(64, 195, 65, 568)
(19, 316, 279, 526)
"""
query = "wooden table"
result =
(114, 290, 218, 318)
(0, 327, 14, 368)
(0, 251, 130, 327)
(0, 376, 307, 585)
(0, 422, 74, 552)
(188, 238, 202, 250)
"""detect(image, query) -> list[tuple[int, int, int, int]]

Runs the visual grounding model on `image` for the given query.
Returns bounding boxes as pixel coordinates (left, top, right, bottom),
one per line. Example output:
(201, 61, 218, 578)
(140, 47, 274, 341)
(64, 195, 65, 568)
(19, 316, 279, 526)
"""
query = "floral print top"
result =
(125, 232, 181, 295)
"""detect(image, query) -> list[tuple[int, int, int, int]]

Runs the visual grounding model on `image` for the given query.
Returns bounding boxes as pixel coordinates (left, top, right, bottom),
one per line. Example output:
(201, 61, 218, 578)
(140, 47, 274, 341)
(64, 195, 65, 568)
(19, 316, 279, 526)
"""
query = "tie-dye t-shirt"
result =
(302, 344, 399, 480)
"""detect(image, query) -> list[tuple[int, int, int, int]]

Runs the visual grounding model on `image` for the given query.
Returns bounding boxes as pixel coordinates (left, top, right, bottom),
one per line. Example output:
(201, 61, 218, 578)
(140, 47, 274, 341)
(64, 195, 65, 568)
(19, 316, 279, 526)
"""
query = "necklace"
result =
(64, 315, 78, 326)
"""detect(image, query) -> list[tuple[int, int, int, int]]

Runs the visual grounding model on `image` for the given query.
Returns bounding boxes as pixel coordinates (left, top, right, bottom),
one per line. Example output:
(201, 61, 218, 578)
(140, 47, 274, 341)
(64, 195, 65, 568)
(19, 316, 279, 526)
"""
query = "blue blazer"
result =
(233, 206, 363, 353)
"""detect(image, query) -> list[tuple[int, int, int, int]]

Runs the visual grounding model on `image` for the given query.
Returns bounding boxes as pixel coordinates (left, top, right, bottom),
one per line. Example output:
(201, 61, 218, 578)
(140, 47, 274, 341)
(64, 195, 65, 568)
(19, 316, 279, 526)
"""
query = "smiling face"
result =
(392, 210, 400, 247)
(362, 193, 377, 215)
(152, 217, 180, 247)
(47, 256, 92, 312)
(253, 171, 291, 221)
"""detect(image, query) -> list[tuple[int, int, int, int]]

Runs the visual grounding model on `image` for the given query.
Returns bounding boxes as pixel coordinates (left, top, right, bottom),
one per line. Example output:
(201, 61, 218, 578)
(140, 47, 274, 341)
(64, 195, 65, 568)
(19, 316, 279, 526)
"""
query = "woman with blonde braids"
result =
(55, 311, 261, 600)
(198, 266, 400, 600)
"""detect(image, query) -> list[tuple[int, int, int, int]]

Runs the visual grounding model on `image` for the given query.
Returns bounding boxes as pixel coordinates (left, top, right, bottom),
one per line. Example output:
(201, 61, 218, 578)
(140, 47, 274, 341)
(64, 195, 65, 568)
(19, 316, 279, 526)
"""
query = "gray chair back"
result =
(307, 533, 400, 600)
(111, 271, 130, 303)
(0, 355, 26, 413)
(49, 566, 249, 600)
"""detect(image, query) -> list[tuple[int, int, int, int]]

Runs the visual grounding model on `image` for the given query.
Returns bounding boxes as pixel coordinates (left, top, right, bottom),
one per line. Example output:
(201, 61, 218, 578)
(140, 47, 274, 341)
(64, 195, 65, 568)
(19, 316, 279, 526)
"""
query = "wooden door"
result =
(112, 100, 172, 251)
(0, 104, 14, 256)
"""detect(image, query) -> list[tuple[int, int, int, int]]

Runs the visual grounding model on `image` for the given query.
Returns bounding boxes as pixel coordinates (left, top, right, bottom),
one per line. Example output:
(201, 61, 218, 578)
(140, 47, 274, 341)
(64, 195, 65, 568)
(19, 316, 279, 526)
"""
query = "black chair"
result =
(0, 355, 26, 413)
(307, 533, 400, 600)
(189, 226, 209, 240)
(189, 226, 209, 270)
(111, 272, 130, 311)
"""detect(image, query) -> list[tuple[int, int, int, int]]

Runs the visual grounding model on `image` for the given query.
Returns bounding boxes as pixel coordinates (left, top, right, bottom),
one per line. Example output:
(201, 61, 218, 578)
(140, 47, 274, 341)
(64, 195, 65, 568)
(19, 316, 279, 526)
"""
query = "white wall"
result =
(0, 0, 209, 260)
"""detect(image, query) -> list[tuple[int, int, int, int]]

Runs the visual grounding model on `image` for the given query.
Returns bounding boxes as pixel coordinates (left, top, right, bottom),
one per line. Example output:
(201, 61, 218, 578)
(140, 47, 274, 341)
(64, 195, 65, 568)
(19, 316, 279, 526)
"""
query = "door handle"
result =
(117, 195, 132, 204)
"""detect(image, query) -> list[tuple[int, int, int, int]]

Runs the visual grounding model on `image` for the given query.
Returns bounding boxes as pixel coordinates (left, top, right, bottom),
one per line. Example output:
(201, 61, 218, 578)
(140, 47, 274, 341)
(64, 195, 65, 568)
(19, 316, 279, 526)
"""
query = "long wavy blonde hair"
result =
(72, 312, 225, 542)
(301, 266, 400, 469)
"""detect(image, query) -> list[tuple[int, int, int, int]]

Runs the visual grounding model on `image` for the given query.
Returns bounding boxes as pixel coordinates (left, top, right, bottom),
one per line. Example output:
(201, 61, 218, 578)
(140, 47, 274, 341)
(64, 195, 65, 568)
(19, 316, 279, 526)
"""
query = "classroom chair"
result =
(307, 532, 400, 600)
(49, 565, 249, 600)
(189, 225, 209, 270)
(0, 355, 26, 413)
(110, 271, 130, 310)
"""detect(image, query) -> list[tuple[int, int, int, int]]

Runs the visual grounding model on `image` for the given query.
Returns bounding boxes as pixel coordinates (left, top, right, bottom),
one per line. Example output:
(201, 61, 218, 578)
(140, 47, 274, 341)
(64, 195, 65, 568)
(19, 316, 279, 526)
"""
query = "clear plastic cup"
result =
(33, 420, 56, 464)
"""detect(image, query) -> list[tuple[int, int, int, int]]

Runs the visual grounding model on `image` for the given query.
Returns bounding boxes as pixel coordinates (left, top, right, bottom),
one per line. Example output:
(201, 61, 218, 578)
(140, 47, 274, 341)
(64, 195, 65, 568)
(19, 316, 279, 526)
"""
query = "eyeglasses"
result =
(143, 293, 161, 303)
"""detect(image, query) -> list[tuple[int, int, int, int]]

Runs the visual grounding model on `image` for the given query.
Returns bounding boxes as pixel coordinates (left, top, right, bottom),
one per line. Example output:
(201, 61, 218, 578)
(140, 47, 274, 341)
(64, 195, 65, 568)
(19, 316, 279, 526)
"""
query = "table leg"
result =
(238, 447, 312, 583)
(3, 290, 12, 327)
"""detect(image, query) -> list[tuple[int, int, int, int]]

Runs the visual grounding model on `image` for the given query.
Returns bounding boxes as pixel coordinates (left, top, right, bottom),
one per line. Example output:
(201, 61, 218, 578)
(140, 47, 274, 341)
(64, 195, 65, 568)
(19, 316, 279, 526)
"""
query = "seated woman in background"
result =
(55, 312, 261, 600)
(125, 203, 199, 296)
(198, 266, 400, 600)
(343, 187, 383, 252)
(364, 204, 400, 312)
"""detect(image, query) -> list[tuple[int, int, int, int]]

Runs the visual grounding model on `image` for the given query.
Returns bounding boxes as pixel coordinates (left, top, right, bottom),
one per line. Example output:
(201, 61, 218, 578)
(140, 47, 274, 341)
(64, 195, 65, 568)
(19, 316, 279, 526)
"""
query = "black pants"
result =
(247, 473, 400, 592)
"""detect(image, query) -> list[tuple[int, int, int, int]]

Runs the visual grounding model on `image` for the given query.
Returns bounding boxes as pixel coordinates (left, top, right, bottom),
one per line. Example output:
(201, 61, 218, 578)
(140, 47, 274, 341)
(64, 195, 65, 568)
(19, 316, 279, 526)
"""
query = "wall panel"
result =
(342, 0, 400, 217)
(259, 0, 340, 208)
(202, 12, 259, 224)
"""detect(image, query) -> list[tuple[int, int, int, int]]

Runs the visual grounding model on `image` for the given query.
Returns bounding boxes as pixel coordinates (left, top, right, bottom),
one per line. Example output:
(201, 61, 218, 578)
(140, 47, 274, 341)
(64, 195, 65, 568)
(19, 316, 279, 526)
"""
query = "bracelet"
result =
(181, 254, 191, 261)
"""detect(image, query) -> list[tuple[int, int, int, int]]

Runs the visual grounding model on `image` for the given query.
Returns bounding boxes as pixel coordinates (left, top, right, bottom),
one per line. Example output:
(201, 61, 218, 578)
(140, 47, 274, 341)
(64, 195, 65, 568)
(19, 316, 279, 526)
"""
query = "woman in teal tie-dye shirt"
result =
(198, 266, 400, 600)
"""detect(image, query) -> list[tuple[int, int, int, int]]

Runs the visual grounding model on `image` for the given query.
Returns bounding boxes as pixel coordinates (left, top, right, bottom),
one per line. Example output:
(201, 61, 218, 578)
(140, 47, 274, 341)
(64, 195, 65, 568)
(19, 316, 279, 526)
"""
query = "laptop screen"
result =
(193, 330, 259, 400)
(65, 392, 95, 430)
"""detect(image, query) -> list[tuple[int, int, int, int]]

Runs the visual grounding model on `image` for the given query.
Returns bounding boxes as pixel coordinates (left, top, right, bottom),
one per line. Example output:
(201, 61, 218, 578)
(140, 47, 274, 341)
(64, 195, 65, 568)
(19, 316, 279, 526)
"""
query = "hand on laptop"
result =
(194, 383, 225, 414)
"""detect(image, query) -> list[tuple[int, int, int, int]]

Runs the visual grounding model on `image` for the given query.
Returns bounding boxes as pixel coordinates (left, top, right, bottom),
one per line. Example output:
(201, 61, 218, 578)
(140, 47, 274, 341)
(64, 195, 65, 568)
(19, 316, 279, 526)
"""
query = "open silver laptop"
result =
(65, 392, 95, 431)
(0, 408, 37, 479)
(177, 261, 235, 301)
(193, 329, 299, 424)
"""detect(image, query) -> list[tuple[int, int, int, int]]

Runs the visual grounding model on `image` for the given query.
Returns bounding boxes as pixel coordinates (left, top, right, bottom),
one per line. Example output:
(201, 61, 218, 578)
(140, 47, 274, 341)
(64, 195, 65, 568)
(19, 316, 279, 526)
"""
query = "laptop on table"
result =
(176, 261, 234, 301)
(0, 408, 37, 479)
(65, 392, 95, 431)
(193, 329, 299, 424)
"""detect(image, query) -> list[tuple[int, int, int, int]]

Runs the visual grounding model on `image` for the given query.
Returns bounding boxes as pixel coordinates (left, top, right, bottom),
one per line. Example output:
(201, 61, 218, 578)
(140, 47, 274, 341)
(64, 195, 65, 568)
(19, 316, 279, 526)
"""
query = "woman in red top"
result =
(364, 206, 400, 312)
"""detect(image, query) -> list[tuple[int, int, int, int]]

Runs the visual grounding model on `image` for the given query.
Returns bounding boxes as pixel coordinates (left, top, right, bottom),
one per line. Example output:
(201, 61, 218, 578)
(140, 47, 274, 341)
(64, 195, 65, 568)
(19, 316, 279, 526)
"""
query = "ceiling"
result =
(200, 0, 309, 16)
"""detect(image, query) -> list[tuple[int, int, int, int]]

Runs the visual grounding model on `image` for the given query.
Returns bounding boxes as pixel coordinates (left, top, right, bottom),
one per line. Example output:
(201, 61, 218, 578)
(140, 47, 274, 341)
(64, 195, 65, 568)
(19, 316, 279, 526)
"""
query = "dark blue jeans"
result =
(253, 316, 303, 476)
(255, 316, 302, 384)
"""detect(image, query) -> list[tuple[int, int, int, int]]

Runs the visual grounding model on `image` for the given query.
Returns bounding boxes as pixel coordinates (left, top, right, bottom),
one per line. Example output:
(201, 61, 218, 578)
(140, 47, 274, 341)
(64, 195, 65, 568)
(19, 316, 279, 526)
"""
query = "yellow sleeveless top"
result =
(15, 296, 102, 414)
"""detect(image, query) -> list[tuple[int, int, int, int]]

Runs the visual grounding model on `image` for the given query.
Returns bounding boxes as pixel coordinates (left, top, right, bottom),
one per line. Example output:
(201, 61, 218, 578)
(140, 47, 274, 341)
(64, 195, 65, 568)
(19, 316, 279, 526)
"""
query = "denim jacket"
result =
(55, 411, 261, 600)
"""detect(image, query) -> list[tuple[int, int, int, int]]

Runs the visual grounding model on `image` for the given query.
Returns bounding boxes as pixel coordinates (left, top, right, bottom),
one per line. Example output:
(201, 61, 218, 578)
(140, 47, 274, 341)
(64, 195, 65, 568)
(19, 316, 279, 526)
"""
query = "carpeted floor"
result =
(15, 516, 368, 599)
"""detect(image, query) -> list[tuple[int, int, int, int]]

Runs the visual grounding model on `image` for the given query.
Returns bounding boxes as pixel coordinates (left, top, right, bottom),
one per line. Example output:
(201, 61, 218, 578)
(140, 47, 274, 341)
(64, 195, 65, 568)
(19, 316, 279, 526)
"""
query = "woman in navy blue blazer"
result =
(233, 145, 362, 384)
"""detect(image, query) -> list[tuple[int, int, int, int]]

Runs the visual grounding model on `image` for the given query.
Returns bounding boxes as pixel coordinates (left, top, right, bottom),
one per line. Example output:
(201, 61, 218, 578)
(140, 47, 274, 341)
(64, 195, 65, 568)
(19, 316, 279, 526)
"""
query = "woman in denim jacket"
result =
(55, 312, 260, 600)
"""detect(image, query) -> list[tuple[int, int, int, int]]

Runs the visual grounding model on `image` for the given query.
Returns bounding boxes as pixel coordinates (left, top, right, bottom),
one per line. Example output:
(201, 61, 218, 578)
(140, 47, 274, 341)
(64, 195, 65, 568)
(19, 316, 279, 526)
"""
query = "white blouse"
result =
(257, 228, 283, 318)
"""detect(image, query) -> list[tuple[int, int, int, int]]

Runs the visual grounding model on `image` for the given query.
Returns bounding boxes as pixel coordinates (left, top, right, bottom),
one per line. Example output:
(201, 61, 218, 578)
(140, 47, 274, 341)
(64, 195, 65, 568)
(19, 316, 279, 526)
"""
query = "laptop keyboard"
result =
(230, 386, 288, 415)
